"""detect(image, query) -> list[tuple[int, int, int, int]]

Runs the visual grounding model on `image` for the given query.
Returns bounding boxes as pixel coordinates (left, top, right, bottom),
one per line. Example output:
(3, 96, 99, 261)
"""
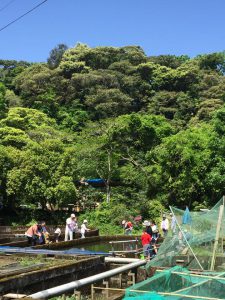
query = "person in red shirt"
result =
(125, 221, 133, 235)
(141, 229, 152, 260)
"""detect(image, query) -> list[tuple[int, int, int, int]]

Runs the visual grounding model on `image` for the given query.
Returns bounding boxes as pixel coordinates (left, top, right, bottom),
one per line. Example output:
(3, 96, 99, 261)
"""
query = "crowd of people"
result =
(25, 213, 90, 246)
(141, 214, 175, 260)
(25, 211, 175, 258)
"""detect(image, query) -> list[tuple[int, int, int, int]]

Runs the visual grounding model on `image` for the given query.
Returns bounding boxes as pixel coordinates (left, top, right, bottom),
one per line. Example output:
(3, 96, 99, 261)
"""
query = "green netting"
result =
(124, 266, 225, 300)
(146, 197, 225, 271)
(124, 197, 225, 300)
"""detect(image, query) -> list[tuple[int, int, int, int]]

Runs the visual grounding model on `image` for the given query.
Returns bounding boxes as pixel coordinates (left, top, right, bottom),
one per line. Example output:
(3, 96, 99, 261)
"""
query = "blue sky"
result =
(0, 0, 225, 62)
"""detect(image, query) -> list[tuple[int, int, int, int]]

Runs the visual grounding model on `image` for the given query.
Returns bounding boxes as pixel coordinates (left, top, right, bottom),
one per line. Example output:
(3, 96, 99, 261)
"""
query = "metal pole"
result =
(169, 206, 204, 271)
(30, 260, 146, 299)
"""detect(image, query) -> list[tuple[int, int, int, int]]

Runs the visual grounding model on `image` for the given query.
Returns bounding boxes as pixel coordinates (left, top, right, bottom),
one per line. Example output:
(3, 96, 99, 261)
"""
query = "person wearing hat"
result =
(81, 219, 90, 238)
(65, 213, 77, 241)
(142, 220, 152, 236)
(161, 214, 169, 237)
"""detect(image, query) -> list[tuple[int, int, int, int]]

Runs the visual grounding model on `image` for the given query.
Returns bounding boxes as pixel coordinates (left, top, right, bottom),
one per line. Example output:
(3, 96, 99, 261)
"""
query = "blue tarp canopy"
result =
(85, 179, 105, 184)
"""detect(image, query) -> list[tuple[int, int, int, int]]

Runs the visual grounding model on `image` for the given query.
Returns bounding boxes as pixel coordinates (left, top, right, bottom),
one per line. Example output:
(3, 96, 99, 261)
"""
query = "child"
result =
(80, 220, 90, 238)
(141, 228, 152, 261)
(54, 227, 61, 243)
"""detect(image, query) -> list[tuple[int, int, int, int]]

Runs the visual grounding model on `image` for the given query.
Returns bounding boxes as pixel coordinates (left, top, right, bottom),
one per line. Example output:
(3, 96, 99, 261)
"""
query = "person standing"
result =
(142, 220, 152, 236)
(161, 214, 169, 237)
(141, 228, 152, 261)
(65, 214, 77, 241)
(54, 227, 61, 243)
(81, 220, 90, 238)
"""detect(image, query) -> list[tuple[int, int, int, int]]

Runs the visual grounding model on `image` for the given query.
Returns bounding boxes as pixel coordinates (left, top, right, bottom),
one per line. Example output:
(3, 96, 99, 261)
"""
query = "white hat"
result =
(142, 220, 150, 226)
(122, 220, 126, 225)
(83, 219, 88, 223)
(71, 214, 76, 218)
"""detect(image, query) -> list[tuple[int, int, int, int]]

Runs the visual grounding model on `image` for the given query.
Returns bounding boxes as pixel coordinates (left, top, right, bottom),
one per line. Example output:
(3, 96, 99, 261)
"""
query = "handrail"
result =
(30, 260, 146, 299)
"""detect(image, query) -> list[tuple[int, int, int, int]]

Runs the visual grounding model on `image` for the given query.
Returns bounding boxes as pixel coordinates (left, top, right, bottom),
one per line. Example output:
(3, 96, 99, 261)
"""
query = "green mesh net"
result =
(146, 197, 225, 271)
(124, 197, 225, 299)
(124, 266, 225, 299)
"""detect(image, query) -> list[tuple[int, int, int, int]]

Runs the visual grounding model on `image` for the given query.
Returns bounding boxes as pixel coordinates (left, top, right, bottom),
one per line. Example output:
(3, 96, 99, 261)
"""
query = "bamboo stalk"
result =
(128, 289, 225, 300)
(156, 270, 225, 281)
(210, 204, 224, 271)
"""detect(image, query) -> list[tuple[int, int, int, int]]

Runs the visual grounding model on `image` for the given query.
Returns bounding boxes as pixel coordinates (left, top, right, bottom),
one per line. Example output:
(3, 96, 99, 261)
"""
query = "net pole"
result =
(169, 206, 204, 271)
(222, 196, 225, 254)
(210, 203, 224, 271)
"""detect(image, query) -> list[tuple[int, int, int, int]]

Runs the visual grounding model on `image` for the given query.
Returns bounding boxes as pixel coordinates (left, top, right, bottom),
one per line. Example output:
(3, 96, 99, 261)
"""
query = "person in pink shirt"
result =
(65, 214, 77, 241)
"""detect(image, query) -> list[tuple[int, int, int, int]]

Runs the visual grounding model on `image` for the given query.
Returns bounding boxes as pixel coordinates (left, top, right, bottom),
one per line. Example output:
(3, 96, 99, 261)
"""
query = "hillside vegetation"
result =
(0, 44, 225, 226)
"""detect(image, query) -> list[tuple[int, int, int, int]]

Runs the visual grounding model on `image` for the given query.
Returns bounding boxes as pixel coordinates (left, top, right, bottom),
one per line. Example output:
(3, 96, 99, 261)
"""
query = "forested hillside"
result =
(0, 44, 225, 226)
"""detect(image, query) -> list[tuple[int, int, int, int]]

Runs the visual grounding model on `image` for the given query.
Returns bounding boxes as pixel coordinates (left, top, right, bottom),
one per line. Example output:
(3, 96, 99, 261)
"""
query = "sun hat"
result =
(142, 220, 150, 226)
(83, 219, 88, 223)
(71, 214, 76, 218)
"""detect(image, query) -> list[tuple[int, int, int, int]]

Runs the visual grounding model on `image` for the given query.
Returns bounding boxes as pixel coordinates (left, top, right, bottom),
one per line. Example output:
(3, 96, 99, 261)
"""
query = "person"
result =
(25, 222, 42, 246)
(125, 221, 133, 235)
(122, 220, 126, 233)
(80, 220, 90, 238)
(170, 213, 176, 234)
(39, 221, 49, 244)
(142, 220, 152, 236)
(161, 214, 169, 237)
(141, 228, 152, 261)
(54, 227, 61, 243)
(151, 220, 159, 255)
(65, 214, 77, 241)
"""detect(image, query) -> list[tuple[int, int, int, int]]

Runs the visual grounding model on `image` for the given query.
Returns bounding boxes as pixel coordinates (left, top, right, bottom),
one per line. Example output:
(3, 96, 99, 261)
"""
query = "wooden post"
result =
(210, 203, 224, 271)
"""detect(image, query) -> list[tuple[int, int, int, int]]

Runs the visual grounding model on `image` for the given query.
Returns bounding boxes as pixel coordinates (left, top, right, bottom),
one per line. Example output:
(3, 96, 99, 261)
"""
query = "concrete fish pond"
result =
(34, 235, 142, 256)
(0, 235, 146, 297)
(0, 254, 106, 295)
(0, 236, 146, 297)
(0, 226, 99, 247)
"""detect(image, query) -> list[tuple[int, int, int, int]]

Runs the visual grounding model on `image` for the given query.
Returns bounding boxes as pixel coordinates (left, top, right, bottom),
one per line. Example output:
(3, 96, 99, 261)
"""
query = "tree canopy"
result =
(0, 44, 225, 224)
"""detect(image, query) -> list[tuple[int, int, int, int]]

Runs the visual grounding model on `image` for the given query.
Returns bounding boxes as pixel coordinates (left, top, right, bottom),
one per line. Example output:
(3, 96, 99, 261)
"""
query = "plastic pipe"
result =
(30, 260, 146, 299)
(105, 257, 141, 263)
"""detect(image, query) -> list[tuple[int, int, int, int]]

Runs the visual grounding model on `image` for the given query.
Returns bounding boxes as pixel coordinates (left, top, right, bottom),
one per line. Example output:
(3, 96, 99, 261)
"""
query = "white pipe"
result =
(30, 260, 146, 299)
(105, 257, 141, 263)
(109, 239, 137, 244)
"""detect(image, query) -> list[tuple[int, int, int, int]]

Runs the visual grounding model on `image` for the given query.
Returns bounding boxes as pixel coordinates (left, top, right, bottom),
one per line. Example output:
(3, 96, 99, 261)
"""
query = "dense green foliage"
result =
(0, 45, 225, 227)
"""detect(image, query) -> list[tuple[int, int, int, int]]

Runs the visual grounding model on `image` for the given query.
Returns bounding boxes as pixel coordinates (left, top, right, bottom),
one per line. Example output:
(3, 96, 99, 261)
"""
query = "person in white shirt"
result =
(54, 227, 61, 243)
(161, 214, 169, 237)
(80, 220, 90, 238)
(65, 214, 77, 241)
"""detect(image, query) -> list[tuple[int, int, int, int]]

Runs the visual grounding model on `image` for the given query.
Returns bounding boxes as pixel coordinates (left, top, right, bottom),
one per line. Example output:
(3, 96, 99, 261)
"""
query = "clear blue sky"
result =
(0, 0, 225, 62)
